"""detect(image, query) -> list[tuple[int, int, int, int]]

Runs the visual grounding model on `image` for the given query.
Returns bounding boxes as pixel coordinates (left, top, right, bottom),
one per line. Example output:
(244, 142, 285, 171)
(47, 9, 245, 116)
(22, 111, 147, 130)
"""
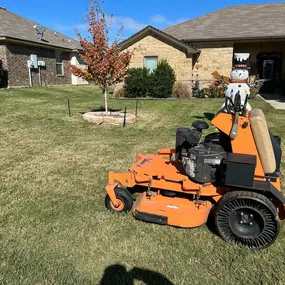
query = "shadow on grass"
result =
(79, 106, 122, 115)
(100, 264, 174, 285)
(191, 112, 215, 121)
(206, 206, 219, 237)
(91, 106, 122, 112)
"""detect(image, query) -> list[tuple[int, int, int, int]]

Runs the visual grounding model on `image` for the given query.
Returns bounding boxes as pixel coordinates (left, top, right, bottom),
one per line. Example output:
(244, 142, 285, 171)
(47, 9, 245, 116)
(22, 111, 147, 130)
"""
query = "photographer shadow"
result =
(100, 264, 174, 285)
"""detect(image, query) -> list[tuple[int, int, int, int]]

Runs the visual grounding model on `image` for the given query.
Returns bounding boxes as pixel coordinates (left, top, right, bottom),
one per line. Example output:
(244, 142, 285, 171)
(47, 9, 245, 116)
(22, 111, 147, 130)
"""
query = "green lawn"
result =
(0, 85, 284, 285)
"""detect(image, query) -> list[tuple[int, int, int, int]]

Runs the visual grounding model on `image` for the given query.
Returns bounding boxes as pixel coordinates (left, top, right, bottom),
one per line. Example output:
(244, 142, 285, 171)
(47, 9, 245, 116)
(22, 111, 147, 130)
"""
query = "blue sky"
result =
(1, 0, 284, 40)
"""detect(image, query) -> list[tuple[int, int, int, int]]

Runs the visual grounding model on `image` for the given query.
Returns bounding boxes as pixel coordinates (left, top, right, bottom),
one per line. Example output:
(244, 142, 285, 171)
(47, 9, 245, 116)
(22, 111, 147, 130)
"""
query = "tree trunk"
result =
(104, 87, 108, 114)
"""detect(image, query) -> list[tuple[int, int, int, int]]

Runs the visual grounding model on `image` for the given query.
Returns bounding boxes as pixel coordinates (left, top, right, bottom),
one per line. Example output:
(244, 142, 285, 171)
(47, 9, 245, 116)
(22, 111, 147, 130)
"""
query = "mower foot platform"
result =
(133, 192, 212, 228)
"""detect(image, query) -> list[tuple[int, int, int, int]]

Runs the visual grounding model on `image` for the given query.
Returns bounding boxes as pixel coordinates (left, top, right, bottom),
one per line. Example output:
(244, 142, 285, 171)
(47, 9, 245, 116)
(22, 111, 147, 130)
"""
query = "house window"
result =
(55, 51, 64, 75)
(76, 55, 86, 65)
(144, 56, 158, 72)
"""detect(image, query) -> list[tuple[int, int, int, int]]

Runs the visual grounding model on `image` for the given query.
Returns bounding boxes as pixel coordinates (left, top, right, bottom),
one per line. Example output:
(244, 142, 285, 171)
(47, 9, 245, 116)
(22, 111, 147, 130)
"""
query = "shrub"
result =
(173, 82, 192, 98)
(210, 86, 224, 98)
(199, 86, 226, 98)
(149, 59, 176, 98)
(107, 86, 114, 94)
(123, 60, 175, 98)
(124, 67, 150, 98)
(114, 87, 125, 98)
(199, 87, 211, 98)
(0, 60, 8, 88)
(249, 86, 259, 99)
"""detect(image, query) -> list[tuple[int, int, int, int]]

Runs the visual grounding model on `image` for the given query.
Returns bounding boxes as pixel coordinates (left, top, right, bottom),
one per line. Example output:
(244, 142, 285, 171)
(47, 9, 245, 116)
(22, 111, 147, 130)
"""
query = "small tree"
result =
(70, 0, 132, 113)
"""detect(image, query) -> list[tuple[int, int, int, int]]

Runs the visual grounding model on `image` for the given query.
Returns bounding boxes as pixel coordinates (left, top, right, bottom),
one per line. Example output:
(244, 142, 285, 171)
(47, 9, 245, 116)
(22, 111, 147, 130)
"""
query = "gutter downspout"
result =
(28, 67, 32, 87)
(38, 66, 41, 86)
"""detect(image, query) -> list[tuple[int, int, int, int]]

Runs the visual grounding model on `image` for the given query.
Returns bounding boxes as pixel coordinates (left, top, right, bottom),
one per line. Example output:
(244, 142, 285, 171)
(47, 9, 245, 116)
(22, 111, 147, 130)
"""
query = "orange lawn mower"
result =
(104, 94, 284, 249)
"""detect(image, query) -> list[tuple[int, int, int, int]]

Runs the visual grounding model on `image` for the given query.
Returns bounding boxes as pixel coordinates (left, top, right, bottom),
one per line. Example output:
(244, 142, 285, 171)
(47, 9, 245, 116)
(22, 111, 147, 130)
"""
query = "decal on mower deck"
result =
(136, 158, 153, 167)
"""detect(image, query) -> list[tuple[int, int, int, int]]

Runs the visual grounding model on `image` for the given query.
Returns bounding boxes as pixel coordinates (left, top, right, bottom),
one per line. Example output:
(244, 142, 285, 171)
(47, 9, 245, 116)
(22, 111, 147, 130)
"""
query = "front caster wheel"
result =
(105, 187, 133, 213)
(215, 191, 280, 249)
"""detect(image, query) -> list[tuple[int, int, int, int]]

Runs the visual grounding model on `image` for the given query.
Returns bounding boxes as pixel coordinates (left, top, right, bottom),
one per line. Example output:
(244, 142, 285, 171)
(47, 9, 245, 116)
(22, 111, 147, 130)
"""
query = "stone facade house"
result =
(0, 7, 87, 87)
(121, 3, 285, 93)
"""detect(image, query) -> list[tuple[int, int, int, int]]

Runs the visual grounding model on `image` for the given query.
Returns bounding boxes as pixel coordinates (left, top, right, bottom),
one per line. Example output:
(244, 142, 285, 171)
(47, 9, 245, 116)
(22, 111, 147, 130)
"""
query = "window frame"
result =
(55, 50, 64, 76)
(144, 56, 158, 72)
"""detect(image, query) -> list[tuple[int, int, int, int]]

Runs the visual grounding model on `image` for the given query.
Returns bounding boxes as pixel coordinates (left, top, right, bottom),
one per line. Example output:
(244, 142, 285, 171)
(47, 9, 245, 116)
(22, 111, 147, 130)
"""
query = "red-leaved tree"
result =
(70, 0, 132, 113)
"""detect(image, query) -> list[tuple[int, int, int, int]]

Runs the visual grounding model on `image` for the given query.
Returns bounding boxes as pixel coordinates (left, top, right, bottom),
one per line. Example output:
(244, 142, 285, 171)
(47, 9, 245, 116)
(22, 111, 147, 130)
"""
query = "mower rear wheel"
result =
(215, 191, 280, 249)
(105, 187, 133, 213)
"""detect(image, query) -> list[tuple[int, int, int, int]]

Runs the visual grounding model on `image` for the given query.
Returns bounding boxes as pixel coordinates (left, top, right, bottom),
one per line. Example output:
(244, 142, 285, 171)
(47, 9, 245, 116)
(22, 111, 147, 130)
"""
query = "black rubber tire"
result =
(105, 187, 133, 213)
(215, 191, 280, 249)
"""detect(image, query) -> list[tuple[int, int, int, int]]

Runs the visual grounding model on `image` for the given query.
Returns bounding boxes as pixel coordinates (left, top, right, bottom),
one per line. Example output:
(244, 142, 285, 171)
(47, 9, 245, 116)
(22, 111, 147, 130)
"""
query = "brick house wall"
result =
(125, 36, 235, 90)
(4, 42, 72, 87)
(191, 42, 234, 88)
(126, 35, 193, 86)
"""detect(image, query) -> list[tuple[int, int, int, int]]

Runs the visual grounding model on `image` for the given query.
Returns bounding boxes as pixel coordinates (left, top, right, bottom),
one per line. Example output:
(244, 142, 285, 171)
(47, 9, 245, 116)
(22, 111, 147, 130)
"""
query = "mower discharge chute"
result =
(104, 95, 284, 249)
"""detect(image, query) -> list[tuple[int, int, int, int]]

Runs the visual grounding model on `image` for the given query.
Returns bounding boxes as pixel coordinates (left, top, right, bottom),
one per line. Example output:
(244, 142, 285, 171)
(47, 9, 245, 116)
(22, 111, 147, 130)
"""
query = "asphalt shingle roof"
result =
(164, 3, 285, 42)
(0, 7, 81, 50)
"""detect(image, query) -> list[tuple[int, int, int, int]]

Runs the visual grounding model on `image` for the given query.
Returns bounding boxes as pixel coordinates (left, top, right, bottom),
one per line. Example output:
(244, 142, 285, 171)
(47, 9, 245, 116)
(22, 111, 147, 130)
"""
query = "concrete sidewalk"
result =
(260, 93, 285, 110)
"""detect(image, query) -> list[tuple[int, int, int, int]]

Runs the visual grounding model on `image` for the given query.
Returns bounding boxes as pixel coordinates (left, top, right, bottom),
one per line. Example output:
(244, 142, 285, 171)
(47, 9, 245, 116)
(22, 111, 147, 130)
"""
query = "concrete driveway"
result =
(260, 93, 285, 110)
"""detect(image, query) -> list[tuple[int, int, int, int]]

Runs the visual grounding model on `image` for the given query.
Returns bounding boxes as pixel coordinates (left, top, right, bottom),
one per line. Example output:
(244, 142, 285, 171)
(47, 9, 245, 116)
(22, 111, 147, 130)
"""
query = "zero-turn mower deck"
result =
(105, 149, 225, 228)
(133, 191, 212, 228)
(104, 99, 285, 249)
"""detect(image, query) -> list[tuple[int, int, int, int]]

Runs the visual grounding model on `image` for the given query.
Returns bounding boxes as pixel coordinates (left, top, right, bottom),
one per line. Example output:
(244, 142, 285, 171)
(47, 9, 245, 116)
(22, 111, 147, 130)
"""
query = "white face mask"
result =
(230, 69, 249, 80)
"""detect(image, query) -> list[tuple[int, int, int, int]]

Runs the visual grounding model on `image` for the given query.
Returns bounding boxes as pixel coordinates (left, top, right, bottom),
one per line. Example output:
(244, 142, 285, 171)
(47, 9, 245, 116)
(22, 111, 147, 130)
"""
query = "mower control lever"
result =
(230, 111, 239, 139)
(225, 91, 243, 115)
(225, 97, 235, 114)
(234, 91, 241, 112)
(242, 95, 249, 116)
(229, 92, 242, 139)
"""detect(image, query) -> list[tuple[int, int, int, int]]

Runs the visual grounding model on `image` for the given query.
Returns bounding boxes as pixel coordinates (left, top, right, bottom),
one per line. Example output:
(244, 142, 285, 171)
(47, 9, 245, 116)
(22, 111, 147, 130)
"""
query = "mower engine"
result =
(176, 121, 227, 183)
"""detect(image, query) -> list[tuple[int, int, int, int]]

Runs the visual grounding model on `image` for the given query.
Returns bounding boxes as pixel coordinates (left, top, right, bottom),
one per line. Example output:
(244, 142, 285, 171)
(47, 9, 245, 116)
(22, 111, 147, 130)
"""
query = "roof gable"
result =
(120, 25, 198, 56)
(164, 3, 285, 42)
(0, 7, 81, 50)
